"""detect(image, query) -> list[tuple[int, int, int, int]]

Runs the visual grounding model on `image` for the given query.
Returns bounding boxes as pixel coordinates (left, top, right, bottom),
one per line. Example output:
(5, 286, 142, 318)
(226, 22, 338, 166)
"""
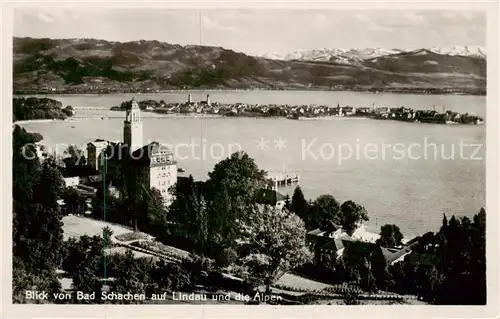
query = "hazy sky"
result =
(14, 8, 486, 55)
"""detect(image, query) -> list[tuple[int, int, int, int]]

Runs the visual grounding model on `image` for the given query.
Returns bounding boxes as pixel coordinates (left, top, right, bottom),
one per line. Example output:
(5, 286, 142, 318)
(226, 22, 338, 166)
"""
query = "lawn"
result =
(62, 215, 134, 241)
(114, 231, 152, 243)
(131, 241, 192, 261)
(274, 272, 333, 291)
(105, 247, 158, 260)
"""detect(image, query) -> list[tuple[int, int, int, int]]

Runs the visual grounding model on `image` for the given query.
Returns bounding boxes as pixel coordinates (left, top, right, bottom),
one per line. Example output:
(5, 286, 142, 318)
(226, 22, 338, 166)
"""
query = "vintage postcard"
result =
(1, 0, 498, 318)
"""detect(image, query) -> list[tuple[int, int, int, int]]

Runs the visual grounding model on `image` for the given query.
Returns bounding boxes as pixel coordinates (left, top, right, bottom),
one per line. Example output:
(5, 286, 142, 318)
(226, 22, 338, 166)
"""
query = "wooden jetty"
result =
(267, 171, 300, 190)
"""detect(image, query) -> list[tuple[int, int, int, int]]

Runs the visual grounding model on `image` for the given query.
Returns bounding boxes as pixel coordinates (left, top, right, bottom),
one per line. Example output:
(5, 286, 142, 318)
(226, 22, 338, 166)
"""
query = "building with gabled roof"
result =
(318, 233, 353, 261)
(255, 188, 287, 209)
(342, 240, 412, 266)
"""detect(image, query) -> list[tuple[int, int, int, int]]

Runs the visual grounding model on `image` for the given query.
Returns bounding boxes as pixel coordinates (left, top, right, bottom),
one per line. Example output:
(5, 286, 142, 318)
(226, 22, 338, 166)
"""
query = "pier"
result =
(267, 171, 300, 190)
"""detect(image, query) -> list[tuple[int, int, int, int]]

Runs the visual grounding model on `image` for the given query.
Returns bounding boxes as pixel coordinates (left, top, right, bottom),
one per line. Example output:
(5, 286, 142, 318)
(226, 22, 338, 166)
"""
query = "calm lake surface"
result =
(20, 91, 486, 238)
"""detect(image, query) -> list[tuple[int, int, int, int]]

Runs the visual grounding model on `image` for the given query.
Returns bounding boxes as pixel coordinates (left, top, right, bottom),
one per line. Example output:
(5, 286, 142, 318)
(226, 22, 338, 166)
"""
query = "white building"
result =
(130, 142, 178, 206)
(120, 98, 177, 206)
(63, 176, 80, 187)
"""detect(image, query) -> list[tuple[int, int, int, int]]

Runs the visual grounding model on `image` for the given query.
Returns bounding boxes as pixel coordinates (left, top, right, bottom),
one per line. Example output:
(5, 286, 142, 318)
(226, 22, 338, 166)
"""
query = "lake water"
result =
(19, 91, 486, 238)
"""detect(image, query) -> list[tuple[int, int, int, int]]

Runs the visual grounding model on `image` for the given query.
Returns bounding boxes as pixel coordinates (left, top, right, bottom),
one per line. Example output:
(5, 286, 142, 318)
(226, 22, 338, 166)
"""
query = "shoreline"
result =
(13, 88, 487, 97)
(13, 119, 58, 125)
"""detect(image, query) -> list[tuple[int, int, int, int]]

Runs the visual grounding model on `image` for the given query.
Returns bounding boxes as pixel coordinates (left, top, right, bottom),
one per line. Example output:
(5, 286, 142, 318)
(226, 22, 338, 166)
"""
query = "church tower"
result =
(123, 98, 143, 153)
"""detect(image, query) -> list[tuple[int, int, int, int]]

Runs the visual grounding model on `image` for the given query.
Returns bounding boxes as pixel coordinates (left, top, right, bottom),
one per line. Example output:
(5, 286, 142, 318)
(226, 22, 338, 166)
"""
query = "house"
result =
(356, 107, 372, 114)
(63, 176, 80, 187)
(306, 221, 344, 243)
(336, 107, 344, 116)
(308, 222, 352, 262)
(318, 233, 353, 261)
(73, 184, 97, 196)
(343, 106, 355, 116)
(255, 189, 287, 209)
(60, 165, 101, 186)
(375, 107, 391, 115)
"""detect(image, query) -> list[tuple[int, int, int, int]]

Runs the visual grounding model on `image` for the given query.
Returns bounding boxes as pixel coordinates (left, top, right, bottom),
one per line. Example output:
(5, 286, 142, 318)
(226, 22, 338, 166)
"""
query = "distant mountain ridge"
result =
(260, 46, 486, 63)
(13, 37, 486, 94)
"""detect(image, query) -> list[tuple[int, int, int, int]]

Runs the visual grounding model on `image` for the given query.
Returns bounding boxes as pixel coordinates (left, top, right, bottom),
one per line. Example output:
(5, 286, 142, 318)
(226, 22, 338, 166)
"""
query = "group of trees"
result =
(62, 145, 87, 168)
(13, 125, 66, 302)
(287, 183, 486, 305)
(12, 125, 211, 304)
(14, 121, 486, 305)
(144, 152, 313, 289)
(13, 97, 74, 122)
(288, 186, 369, 234)
(61, 234, 206, 304)
(299, 207, 486, 305)
(385, 211, 486, 304)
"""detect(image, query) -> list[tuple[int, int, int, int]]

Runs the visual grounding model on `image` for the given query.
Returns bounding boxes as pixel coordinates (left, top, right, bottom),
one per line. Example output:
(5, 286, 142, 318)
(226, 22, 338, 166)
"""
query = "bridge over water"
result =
(70, 116, 164, 119)
(74, 107, 111, 111)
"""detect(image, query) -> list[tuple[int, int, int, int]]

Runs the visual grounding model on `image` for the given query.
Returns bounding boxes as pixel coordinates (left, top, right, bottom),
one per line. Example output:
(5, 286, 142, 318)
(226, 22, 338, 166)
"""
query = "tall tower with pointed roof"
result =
(123, 98, 143, 153)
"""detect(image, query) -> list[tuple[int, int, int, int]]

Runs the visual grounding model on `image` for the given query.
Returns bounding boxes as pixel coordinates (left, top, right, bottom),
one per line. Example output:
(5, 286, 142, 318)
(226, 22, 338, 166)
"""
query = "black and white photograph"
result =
(4, 2, 497, 313)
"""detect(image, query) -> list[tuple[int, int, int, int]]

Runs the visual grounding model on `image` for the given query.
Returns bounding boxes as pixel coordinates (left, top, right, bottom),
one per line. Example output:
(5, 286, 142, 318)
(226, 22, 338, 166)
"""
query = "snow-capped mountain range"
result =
(259, 46, 486, 62)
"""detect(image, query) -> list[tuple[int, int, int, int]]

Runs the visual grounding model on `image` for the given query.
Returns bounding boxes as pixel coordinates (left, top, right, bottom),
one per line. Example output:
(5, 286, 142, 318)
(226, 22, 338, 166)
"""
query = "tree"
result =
(62, 235, 105, 302)
(169, 175, 196, 233)
(63, 145, 86, 167)
(439, 213, 448, 233)
(284, 194, 291, 211)
(13, 97, 71, 121)
(383, 208, 486, 305)
(12, 127, 65, 303)
(377, 224, 404, 247)
(237, 205, 313, 292)
(310, 194, 341, 230)
(207, 151, 267, 208)
(343, 290, 361, 305)
(111, 252, 150, 304)
(207, 181, 235, 254)
(102, 226, 114, 244)
(138, 186, 168, 232)
(193, 194, 209, 255)
(290, 186, 309, 223)
(61, 187, 85, 215)
(150, 259, 191, 292)
(33, 156, 65, 205)
(339, 200, 369, 236)
(16, 157, 65, 273)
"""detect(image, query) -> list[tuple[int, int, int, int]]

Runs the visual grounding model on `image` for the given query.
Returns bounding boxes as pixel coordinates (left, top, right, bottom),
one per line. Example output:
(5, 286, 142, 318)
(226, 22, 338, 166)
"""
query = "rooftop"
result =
(255, 188, 287, 205)
(321, 234, 353, 251)
(131, 141, 176, 166)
